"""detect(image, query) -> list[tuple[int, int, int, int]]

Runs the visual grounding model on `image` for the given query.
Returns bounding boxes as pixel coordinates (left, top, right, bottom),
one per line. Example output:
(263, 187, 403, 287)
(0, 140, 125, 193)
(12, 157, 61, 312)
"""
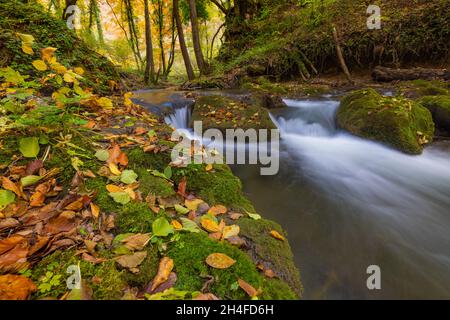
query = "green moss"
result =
(237, 217, 302, 297)
(410, 80, 449, 97)
(121, 245, 159, 287)
(337, 89, 435, 154)
(115, 202, 155, 233)
(31, 250, 126, 300)
(135, 168, 175, 198)
(85, 176, 120, 213)
(174, 164, 255, 212)
(167, 232, 263, 300)
(260, 278, 298, 300)
(191, 95, 276, 132)
(419, 95, 450, 130)
(127, 147, 172, 172)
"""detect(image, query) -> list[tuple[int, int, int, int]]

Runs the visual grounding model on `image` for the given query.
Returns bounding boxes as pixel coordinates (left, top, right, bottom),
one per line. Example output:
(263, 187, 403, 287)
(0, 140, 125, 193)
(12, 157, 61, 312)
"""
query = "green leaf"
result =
(149, 170, 168, 180)
(108, 191, 131, 205)
(95, 149, 109, 161)
(147, 130, 156, 138)
(71, 157, 83, 171)
(20, 175, 42, 187)
(164, 166, 172, 179)
(180, 217, 201, 233)
(19, 137, 40, 158)
(247, 212, 261, 220)
(120, 169, 138, 184)
(174, 204, 190, 215)
(152, 217, 174, 237)
(0, 189, 15, 209)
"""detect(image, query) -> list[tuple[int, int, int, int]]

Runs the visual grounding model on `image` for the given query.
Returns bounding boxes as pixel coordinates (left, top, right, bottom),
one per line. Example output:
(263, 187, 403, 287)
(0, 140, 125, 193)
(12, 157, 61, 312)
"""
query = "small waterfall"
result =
(164, 105, 190, 129)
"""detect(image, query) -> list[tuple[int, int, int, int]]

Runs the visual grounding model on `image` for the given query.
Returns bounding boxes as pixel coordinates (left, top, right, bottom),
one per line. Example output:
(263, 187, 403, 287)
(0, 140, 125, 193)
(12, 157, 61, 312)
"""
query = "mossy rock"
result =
(337, 88, 435, 154)
(167, 232, 297, 300)
(31, 250, 126, 300)
(190, 95, 276, 132)
(419, 95, 450, 132)
(173, 163, 255, 212)
(236, 217, 302, 298)
(115, 202, 155, 233)
(127, 147, 172, 172)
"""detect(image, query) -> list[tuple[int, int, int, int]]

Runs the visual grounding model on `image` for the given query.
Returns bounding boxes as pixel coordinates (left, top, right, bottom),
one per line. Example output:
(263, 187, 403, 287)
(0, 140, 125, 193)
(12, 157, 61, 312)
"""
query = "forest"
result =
(0, 0, 449, 301)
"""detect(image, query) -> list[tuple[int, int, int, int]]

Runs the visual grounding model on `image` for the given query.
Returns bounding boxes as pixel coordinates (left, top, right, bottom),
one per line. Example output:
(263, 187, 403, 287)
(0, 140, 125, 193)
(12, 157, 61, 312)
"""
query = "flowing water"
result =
(136, 90, 450, 299)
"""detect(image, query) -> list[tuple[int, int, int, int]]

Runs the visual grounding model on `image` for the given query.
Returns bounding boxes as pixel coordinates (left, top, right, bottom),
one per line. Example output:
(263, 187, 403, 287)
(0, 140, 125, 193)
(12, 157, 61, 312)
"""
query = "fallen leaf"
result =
(171, 220, 182, 230)
(115, 251, 147, 272)
(205, 253, 236, 269)
(177, 178, 187, 197)
(25, 160, 43, 176)
(193, 293, 219, 300)
(238, 278, 258, 298)
(44, 211, 77, 235)
(0, 243, 28, 271)
(222, 225, 240, 239)
(2, 177, 22, 198)
(0, 274, 37, 300)
(150, 257, 174, 292)
(152, 217, 174, 237)
(229, 212, 243, 220)
(32, 60, 47, 71)
(201, 218, 221, 233)
(82, 253, 106, 265)
(109, 163, 121, 176)
(0, 235, 25, 255)
(106, 184, 123, 193)
(185, 198, 204, 211)
(208, 205, 227, 216)
(29, 191, 45, 207)
(205, 164, 213, 171)
(41, 47, 57, 62)
(121, 233, 151, 251)
(90, 203, 100, 219)
(270, 230, 285, 241)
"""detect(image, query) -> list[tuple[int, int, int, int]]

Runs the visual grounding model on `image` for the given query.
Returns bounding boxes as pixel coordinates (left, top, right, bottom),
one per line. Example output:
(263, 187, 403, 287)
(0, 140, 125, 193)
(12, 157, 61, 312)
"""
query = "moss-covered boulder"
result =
(419, 95, 450, 133)
(337, 89, 435, 154)
(190, 95, 276, 132)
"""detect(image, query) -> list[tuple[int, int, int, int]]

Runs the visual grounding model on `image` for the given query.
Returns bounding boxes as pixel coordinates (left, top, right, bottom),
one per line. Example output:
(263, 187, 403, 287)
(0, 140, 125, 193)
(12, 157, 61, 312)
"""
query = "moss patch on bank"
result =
(337, 88, 435, 154)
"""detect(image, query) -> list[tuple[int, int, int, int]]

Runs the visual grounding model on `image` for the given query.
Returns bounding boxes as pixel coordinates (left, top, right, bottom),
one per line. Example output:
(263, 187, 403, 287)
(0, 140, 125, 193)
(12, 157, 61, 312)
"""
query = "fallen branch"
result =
(372, 66, 450, 82)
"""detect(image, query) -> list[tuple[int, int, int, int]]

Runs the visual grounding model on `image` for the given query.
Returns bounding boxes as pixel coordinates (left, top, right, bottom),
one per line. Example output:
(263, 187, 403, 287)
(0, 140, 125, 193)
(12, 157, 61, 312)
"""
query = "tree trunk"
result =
(173, 0, 195, 80)
(332, 26, 353, 84)
(62, 0, 77, 20)
(372, 66, 450, 82)
(188, 0, 208, 75)
(144, 0, 155, 84)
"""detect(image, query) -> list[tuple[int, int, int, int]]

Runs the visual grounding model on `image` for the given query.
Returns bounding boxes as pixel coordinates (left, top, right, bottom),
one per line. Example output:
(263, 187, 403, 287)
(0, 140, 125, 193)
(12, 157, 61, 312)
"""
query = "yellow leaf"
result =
(73, 67, 84, 76)
(63, 72, 74, 83)
(41, 47, 57, 62)
(222, 225, 240, 239)
(238, 279, 258, 298)
(22, 44, 34, 55)
(50, 62, 67, 74)
(96, 97, 113, 109)
(269, 230, 285, 241)
(208, 205, 227, 216)
(150, 257, 174, 291)
(108, 163, 121, 176)
(201, 218, 221, 233)
(185, 198, 204, 211)
(18, 33, 34, 45)
(90, 203, 100, 219)
(32, 60, 47, 71)
(205, 253, 236, 269)
(106, 184, 123, 193)
(205, 164, 213, 171)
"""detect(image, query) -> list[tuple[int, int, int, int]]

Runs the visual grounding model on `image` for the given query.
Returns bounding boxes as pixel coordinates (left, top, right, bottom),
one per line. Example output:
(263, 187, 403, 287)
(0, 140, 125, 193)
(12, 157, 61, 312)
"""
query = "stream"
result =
(133, 90, 450, 300)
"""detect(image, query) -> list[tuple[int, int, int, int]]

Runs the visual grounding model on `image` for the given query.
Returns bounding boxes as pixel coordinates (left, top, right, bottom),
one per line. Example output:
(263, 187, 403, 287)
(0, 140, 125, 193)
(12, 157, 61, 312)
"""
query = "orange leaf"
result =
(0, 274, 37, 300)
(150, 257, 174, 292)
(0, 236, 25, 255)
(205, 253, 236, 269)
(2, 177, 22, 198)
(201, 219, 221, 233)
(90, 203, 100, 219)
(107, 144, 121, 165)
(29, 191, 45, 207)
(171, 220, 182, 230)
(117, 152, 128, 166)
(134, 127, 148, 135)
(208, 205, 227, 216)
(177, 178, 187, 197)
(106, 184, 123, 193)
(238, 278, 258, 298)
(270, 230, 285, 241)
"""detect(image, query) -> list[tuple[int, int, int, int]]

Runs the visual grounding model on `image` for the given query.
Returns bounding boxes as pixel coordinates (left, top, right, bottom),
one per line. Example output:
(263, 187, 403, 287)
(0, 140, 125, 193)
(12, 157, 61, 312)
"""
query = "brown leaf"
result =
(107, 143, 122, 165)
(82, 253, 106, 265)
(28, 236, 50, 256)
(134, 127, 148, 135)
(117, 152, 128, 166)
(25, 160, 43, 176)
(264, 269, 277, 278)
(150, 257, 174, 292)
(84, 240, 97, 254)
(121, 233, 151, 251)
(0, 274, 37, 300)
(64, 198, 84, 211)
(177, 178, 187, 198)
(229, 212, 243, 220)
(269, 230, 285, 241)
(0, 218, 20, 230)
(226, 236, 246, 247)
(0, 243, 28, 270)
(44, 211, 77, 235)
(115, 251, 147, 273)
(0, 235, 25, 255)
(205, 253, 236, 269)
(238, 278, 258, 298)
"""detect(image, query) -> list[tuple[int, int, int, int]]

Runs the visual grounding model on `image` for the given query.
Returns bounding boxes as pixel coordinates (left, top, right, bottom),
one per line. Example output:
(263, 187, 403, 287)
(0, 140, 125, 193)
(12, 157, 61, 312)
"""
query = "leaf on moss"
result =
(19, 137, 40, 158)
(205, 253, 236, 269)
(152, 217, 174, 237)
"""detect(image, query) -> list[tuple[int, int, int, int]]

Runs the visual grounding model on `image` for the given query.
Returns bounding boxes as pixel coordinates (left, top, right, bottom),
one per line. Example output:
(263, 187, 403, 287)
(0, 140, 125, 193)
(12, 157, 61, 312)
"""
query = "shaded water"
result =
(135, 90, 450, 299)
